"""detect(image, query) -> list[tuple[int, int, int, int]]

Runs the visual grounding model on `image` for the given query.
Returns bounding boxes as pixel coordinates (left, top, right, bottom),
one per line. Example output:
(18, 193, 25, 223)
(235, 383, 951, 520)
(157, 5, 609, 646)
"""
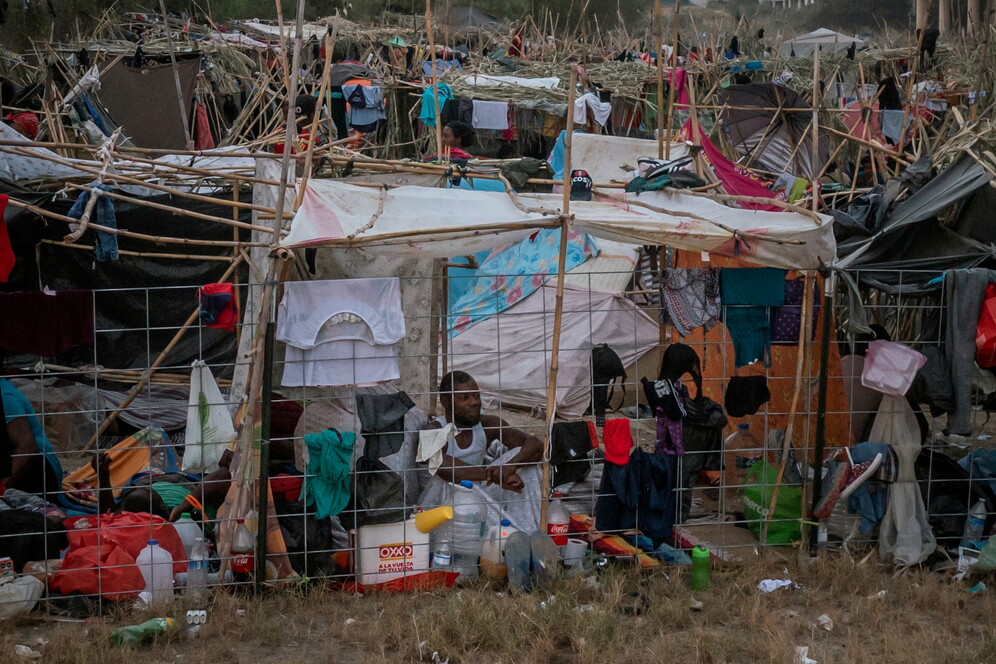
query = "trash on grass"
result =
(969, 581, 987, 594)
(759, 579, 793, 593)
(13, 645, 42, 659)
(795, 645, 818, 664)
(817, 614, 833, 631)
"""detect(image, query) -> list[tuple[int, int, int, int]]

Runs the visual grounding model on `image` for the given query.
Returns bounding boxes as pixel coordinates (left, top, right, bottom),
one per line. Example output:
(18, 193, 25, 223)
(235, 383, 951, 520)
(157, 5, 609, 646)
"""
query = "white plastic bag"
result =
(182, 361, 236, 474)
(0, 574, 44, 620)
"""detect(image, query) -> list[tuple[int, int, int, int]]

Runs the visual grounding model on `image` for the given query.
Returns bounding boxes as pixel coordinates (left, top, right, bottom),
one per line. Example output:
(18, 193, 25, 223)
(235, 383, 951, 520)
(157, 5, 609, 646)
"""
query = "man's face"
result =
(444, 379, 482, 427)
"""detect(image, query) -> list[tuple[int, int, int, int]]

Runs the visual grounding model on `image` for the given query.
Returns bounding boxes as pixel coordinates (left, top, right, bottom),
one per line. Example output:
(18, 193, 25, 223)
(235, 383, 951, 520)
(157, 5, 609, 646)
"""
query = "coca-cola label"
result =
(548, 522, 569, 546)
(231, 552, 254, 573)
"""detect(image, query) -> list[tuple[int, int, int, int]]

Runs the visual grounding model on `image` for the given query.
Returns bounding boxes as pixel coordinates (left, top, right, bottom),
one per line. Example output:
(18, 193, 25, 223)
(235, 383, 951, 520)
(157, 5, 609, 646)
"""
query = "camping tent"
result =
(780, 28, 865, 58)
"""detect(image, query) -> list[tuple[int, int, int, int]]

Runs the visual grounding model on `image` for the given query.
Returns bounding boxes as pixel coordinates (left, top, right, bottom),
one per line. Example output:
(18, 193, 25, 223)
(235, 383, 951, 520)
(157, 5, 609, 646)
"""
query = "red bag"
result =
(63, 512, 186, 575)
(976, 284, 996, 368)
(50, 545, 145, 599)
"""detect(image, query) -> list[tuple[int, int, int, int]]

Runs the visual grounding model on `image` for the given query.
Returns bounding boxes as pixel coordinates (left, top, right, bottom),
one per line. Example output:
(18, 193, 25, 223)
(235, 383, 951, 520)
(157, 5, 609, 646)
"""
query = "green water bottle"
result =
(111, 617, 176, 646)
(691, 545, 710, 591)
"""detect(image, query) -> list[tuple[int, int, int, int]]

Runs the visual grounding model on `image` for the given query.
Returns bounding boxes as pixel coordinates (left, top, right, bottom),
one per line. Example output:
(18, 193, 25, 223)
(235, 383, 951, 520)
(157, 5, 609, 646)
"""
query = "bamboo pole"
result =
(811, 44, 820, 209)
(159, 0, 194, 150)
(426, 0, 445, 161)
(39, 238, 232, 261)
(539, 64, 577, 531)
(655, 0, 665, 159)
(664, 0, 681, 160)
(294, 27, 336, 210)
(83, 256, 243, 450)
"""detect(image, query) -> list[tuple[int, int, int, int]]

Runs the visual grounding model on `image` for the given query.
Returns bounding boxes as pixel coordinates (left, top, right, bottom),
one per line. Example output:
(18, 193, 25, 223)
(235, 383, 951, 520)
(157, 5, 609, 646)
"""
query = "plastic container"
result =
(136, 540, 174, 604)
(173, 513, 202, 562)
(481, 519, 518, 578)
(231, 519, 255, 586)
(723, 424, 762, 512)
(963, 499, 988, 548)
(861, 340, 927, 397)
(186, 537, 209, 601)
(352, 517, 431, 585)
(547, 493, 570, 547)
(691, 545, 710, 590)
(450, 480, 486, 581)
(431, 540, 452, 570)
(111, 617, 176, 646)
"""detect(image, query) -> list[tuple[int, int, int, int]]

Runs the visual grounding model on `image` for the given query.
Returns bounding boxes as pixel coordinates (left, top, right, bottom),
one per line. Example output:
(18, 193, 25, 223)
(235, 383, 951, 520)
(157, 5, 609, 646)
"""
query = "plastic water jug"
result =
(173, 513, 202, 562)
(136, 539, 174, 604)
(450, 480, 486, 581)
(481, 519, 518, 578)
(861, 340, 927, 396)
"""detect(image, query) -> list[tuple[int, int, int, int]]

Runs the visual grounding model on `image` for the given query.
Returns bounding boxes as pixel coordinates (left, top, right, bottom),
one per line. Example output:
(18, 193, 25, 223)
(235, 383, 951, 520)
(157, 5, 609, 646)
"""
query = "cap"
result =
(738, 423, 749, 430)
(147, 539, 158, 546)
(500, 519, 511, 527)
(459, 480, 474, 489)
(181, 512, 192, 520)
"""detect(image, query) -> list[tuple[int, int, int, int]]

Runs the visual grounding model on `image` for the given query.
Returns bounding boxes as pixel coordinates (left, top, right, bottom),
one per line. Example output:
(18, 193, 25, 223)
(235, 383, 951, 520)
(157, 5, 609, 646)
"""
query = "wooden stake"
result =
(655, 0, 665, 159)
(159, 0, 194, 150)
(665, 0, 681, 160)
(811, 44, 820, 211)
(426, 0, 445, 161)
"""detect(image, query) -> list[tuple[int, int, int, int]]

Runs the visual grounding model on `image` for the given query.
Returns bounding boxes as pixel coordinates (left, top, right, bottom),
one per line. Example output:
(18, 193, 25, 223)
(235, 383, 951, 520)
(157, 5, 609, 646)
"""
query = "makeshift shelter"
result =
(779, 28, 866, 58)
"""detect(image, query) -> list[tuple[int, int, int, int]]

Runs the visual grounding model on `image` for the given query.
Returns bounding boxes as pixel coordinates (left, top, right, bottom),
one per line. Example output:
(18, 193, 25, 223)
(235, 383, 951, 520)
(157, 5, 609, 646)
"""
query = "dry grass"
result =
(2, 553, 996, 663)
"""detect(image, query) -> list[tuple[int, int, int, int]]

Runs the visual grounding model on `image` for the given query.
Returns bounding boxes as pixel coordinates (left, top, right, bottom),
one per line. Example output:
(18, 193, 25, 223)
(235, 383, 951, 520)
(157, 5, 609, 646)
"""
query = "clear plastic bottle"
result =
(173, 513, 202, 562)
(450, 480, 486, 581)
(962, 499, 988, 548)
(136, 539, 174, 604)
(186, 537, 209, 601)
(431, 540, 452, 570)
(722, 423, 762, 513)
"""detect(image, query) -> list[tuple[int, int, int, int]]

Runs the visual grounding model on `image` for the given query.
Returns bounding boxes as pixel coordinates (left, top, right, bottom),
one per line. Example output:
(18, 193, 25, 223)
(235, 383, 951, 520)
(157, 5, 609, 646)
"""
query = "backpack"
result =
(591, 344, 627, 426)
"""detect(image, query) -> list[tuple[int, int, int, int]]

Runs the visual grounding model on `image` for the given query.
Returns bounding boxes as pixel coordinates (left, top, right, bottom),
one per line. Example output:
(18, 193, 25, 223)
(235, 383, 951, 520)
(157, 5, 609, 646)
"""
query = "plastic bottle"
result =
(691, 545, 710, 590)
(231, 519, 255, 587)
(723, 423, 763, 511)
(173, 513, 203, 562)
(111, 617, 176, 646)
(431, 540, 452, 570)
(187, 537, 209, 601)
(481, 519, 518, 577)
(136, 539, 174, 604)
(963, 499, 988, 548)
(450, 480, 486, 581)
(547, 493, 570, 547)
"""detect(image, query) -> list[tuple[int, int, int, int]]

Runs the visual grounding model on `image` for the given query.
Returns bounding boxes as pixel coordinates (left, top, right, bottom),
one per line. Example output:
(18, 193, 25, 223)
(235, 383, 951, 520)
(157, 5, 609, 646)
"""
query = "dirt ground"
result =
(3, 552, 996, 664)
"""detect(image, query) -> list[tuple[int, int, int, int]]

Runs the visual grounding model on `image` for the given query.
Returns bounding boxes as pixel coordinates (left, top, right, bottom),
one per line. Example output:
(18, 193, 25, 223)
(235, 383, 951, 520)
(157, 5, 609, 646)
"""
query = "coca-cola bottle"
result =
(231, 519, 255, 590)
(547, 493, 570, 547)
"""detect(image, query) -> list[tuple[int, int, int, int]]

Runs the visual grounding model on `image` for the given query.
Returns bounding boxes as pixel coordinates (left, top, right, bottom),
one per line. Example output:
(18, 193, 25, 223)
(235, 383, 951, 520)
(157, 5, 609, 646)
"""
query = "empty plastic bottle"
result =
(963, 499, 988, 548)
(136, 539, 174, 604)
(691, 545, 710, 590)
(450, 480, 486, 581)
(111, 617, 176, 646)
(186, 537, 209, 601)
(173, 513, 202, 562)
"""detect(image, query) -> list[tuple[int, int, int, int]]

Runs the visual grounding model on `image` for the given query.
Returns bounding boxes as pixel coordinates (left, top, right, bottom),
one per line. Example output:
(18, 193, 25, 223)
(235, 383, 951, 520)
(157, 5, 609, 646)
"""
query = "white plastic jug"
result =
(481, 519, 518, 578)
(173, 513, 203, 562)
(861, 340, 927, 396)
(136, 539, 174, 604)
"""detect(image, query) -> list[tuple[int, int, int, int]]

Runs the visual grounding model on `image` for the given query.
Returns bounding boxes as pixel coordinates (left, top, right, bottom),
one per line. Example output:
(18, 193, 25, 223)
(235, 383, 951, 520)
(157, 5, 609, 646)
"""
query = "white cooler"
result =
(350, 517, 431, 585)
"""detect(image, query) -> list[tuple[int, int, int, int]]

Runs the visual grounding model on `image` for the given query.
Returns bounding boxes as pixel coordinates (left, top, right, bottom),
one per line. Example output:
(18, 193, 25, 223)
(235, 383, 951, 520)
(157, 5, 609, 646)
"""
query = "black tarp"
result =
(1, 187, 249, 374)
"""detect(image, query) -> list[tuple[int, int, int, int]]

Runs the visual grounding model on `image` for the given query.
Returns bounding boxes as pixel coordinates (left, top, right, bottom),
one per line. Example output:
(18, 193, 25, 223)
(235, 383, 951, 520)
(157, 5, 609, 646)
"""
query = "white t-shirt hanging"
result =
(277, 278, 406, 387)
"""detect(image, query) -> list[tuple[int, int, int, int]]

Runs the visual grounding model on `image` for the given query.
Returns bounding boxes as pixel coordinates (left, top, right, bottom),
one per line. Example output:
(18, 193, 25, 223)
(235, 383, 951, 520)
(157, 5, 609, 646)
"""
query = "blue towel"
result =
(303, 429, 355, 520)
(420, 83, 453, 127)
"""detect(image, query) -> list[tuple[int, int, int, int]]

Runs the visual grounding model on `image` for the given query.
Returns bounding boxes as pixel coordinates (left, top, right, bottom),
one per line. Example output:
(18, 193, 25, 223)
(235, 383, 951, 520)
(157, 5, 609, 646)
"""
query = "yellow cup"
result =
(415, 506, 453, 533)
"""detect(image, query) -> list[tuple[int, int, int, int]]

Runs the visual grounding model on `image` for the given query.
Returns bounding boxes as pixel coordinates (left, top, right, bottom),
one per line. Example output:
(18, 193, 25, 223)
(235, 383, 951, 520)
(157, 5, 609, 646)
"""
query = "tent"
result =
(779, 28, 865, 58)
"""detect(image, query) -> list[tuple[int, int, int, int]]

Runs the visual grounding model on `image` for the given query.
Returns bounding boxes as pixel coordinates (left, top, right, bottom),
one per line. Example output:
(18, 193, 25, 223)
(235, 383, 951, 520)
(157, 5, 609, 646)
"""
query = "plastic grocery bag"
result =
(976, 283, 996, 368)
(182, 360, 236, 474)
(743, 460, 802, 544)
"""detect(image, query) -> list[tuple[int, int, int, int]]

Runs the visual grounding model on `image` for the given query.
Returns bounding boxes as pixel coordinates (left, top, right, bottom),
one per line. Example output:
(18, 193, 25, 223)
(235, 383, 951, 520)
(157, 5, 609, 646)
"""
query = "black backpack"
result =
(591, 344, 627, 426)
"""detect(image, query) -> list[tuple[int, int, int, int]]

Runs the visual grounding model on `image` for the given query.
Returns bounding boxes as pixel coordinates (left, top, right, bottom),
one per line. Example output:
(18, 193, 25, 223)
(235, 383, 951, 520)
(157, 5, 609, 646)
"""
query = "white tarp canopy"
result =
(460, 75, 561, 89)
(450, 283, 660, 418)
(780, 28, 865, 58)
(281, 179, 836, 269)
(569, 133, 689, 184)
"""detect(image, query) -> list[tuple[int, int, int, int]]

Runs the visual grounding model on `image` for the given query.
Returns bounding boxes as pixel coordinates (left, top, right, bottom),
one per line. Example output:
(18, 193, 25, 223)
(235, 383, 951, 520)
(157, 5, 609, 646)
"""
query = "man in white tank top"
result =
(425, 370, 543, 492)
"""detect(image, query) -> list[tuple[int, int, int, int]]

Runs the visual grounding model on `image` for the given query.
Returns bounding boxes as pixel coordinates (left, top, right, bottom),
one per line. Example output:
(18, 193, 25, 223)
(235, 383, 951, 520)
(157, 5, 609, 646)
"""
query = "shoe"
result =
(813, 458, 852, 519)
(839, 452, 883, 500)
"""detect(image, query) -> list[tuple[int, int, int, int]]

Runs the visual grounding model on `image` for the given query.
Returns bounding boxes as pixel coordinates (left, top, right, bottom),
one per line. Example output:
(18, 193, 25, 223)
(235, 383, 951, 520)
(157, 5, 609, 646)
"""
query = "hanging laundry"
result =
(193, 101, 215, 150)
(0, 289, 94, 356)
(343, 84, 387, 131)
(0, 194, 14, 282)
(573, 92, 612, 127)
(303, 428, 355, 519)
(471, 100, 510, 130)
(198, 282, 239, 332)
(720, 268, 787, 367)
(66, 184, 118, 262)
(276, 278, 406, 387)
(771, 277, 821, 344)
(419, 82, 452, 127)
(659, 267, 721, 337)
